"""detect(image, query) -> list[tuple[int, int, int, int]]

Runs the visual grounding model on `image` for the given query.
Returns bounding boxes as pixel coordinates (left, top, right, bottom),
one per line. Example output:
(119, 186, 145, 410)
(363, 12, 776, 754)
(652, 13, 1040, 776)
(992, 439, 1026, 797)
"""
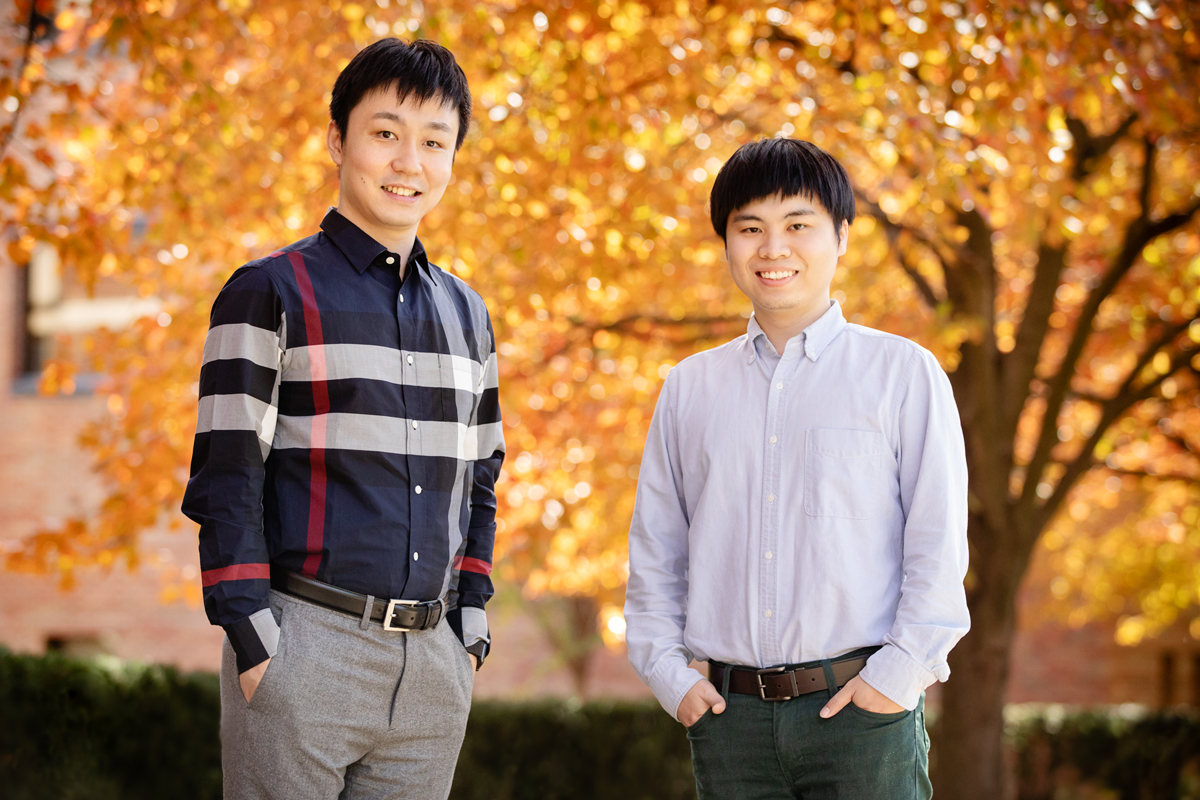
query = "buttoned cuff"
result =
(224, 608, 280, 674)
(448, 606, 490, 668)
(857, 643, 941, 710)
(649, 658, 707, 722)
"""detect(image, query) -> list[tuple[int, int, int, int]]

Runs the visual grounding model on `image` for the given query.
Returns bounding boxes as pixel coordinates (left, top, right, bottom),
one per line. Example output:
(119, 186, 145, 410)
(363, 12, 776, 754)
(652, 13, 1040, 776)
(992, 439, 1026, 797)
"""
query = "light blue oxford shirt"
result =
(625, 300, 970, 720)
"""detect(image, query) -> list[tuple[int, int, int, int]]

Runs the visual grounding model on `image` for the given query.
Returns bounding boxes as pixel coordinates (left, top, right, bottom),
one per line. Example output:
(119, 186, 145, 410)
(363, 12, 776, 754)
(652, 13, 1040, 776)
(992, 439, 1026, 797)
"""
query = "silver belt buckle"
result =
(382, 598, 419, 631)
(756, 665, 798, 701)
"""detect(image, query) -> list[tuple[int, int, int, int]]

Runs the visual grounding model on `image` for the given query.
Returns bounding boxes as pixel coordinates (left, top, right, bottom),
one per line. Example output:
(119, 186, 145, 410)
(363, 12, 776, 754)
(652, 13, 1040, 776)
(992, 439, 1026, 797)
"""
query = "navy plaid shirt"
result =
(182, 209, 504, 672)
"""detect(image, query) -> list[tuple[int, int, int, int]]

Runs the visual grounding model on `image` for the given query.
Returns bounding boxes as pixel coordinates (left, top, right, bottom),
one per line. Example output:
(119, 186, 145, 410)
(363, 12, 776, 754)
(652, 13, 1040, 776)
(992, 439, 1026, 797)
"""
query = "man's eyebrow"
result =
(370, 112, 452, 134)
(730, 207, 817, 223)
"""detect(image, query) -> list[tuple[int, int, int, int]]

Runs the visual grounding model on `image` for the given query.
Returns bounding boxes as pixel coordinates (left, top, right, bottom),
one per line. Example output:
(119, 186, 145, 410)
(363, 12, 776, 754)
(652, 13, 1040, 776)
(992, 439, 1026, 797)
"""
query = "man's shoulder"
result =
(842, 323, 932, 359)
(839, 323, 945, 382)
(227, 234, 325, 286)
(429, 262, 485, 304)
(669, 335, 750, 381)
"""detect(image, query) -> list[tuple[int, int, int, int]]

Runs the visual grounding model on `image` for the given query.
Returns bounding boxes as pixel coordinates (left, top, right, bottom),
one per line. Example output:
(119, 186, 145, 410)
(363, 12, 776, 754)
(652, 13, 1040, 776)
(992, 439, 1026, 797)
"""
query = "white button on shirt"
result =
(625, 301, 970, 721)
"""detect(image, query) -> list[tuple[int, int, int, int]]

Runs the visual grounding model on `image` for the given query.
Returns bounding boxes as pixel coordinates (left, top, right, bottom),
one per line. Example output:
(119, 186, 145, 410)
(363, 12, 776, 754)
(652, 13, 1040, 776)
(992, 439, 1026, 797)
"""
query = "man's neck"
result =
(754, 300, 831, 356)
(335, 205, 417, 274)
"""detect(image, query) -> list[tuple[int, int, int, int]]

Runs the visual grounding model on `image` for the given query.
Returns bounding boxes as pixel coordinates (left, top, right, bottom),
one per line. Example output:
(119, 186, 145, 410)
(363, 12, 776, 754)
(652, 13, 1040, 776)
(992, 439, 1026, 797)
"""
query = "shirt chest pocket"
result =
(803, 428, 889, 520)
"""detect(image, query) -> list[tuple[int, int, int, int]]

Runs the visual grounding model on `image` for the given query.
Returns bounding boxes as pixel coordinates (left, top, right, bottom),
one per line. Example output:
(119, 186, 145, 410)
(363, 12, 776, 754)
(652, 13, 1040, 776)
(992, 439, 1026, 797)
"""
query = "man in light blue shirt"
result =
(625, 139, 970, 799)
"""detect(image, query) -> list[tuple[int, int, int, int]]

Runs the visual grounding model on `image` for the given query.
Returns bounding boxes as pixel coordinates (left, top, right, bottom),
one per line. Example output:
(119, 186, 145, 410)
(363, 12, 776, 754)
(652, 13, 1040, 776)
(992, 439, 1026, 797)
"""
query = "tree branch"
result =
(1019, 137, 1200, 512)
(0, 2, 41, 161)
(1066, 113, 1139, 183)
(999, 242, 1067, 441)
(1103, 467, 1200, 485)
(1001, 112, 1140, 446)
(1035, 348, 1197, 533)
(855, 191, 948, 312)
(598, 313, 744, 331)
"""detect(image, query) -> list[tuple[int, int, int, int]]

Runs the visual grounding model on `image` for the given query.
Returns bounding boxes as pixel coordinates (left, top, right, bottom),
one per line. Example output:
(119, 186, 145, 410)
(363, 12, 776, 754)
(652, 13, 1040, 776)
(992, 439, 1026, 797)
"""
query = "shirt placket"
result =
(759, 342, 800, 667)
(396, 262, 422, 594)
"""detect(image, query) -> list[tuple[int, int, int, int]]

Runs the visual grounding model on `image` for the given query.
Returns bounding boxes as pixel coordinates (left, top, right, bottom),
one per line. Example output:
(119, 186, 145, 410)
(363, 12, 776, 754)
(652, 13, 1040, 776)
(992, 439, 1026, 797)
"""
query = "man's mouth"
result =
(382, 186, 420, 197)
(757, 270, 797, 280)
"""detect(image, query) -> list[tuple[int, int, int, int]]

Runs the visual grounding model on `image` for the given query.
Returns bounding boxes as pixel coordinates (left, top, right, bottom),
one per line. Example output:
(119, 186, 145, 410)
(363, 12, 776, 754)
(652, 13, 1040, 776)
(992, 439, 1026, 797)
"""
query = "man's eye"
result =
(426, 140, 443, 148)
(379, 131, 395, 139)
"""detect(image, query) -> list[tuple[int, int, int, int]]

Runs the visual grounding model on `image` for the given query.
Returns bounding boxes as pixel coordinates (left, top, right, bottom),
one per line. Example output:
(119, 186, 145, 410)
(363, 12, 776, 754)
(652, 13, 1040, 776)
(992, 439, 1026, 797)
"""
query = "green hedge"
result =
(0, 650, 692, 800)
(0, 650, 223, 800)
(1010, 707, 1200, 800)
(4, 650, 1200, 800)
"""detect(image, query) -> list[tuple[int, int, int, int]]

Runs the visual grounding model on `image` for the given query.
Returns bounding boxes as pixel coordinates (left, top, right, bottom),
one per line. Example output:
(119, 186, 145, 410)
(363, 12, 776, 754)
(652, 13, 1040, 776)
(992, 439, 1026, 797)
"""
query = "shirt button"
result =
(399, 295, 404, 303)
(412, 420, 418, 429)
(768, 494, 775, 503)
(415, 485, 422, 494)
(764, 552, 773, 560)
(406, 354, 414, 365)
(764, 609, 773, 618)
(769, 435, 777, 444)
(413, 552, 419, 561)
(386, 256, 395, 265)
(776, 382, 783, 390)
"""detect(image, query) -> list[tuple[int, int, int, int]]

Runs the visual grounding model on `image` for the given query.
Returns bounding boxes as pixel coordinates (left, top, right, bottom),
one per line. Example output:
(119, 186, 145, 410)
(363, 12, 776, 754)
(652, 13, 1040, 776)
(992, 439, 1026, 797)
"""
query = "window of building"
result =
(1159, 651, 1176, 707)
(45, 633, 106, 658)
(13, 243, 161, 394)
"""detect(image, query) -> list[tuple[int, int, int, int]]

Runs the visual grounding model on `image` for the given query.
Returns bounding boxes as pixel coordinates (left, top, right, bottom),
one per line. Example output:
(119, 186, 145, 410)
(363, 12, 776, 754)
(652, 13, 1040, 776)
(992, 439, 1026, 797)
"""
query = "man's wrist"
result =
(465, 639, 487, 669)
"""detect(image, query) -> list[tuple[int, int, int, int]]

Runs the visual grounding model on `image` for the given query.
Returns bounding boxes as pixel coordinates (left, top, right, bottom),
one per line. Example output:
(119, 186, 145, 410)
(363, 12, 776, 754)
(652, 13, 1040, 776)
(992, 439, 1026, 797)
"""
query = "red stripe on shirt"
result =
(289, 251, 330, 578)
(201, 563, 270, 587)
(453, 556, 493, 576)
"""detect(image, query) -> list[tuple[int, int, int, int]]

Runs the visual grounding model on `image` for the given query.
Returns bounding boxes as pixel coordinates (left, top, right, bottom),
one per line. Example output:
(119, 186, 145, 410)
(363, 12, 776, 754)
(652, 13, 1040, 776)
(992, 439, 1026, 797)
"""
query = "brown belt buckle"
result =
(756, 665, 798, 701)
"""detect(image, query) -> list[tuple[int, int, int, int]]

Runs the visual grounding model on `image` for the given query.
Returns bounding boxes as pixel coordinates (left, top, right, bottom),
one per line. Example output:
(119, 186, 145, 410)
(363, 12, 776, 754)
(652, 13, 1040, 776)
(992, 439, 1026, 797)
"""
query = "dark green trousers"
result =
(686, 683, 931, 799)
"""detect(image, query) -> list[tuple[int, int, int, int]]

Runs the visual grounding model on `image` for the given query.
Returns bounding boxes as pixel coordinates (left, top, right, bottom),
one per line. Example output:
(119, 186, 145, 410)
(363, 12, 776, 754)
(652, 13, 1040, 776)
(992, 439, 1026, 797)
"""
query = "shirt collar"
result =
(319, 208, 435, 283)
(744, 300, 847, 364)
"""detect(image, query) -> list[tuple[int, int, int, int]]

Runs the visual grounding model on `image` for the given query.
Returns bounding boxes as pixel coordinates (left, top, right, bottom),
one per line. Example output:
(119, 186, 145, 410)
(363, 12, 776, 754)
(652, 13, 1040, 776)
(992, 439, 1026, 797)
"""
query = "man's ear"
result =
(837, 220, 849, 256)
(326, 120, 344, 167)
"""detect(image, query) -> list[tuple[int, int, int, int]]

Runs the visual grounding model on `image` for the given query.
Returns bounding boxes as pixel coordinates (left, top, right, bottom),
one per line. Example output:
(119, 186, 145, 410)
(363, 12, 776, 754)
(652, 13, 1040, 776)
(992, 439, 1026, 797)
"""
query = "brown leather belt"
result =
(710, 647, 880, 701)
(271, 569, 446, 632)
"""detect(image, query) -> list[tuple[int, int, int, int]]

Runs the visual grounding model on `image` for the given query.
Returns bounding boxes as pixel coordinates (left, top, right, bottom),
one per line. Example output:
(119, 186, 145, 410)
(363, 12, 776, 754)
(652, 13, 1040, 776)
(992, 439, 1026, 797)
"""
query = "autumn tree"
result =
(4, 1, 1200, 796)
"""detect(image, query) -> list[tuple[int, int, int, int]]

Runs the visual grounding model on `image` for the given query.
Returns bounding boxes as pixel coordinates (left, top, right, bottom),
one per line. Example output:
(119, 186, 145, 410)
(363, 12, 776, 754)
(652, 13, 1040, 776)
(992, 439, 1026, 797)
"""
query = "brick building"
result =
(1, 257, 1197, 707)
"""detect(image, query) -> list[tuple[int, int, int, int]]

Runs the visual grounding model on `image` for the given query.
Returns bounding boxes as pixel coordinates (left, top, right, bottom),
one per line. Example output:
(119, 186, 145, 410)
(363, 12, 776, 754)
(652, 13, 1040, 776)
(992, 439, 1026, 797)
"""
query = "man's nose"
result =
(391, 140, 421, 174)
(759, 233, 790, 259)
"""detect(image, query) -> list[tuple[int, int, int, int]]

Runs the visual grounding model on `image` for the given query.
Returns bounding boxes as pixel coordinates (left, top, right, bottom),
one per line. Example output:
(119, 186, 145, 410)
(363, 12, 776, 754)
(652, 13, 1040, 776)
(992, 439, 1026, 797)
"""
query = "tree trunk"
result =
(934, 528, 1022, 800)
(564, 595, 597, 696)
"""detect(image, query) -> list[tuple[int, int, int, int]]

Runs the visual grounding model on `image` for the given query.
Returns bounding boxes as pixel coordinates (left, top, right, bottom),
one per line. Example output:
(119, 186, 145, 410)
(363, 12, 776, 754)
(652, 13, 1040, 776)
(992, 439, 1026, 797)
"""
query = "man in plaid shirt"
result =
(182, 39, 503, 800)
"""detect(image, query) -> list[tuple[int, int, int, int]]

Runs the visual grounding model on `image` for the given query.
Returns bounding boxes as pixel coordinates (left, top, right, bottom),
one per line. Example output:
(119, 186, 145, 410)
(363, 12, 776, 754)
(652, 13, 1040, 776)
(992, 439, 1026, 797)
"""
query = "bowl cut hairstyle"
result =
(710, 139, 856, 242)
(329, 38, 472, 151)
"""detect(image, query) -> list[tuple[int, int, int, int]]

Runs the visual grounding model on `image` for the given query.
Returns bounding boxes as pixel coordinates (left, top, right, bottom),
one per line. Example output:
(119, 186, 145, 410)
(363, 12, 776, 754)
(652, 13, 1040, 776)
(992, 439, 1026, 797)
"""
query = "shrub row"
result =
(0, 650, 692, 800)
(3, 650, 1200, 800)
(1010, 707, 1200, 800)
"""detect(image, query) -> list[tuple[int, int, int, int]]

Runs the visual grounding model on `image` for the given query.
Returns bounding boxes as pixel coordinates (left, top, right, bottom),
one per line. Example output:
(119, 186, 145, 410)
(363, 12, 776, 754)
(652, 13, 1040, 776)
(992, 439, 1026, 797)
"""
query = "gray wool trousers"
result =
(220, 589, 475, 800)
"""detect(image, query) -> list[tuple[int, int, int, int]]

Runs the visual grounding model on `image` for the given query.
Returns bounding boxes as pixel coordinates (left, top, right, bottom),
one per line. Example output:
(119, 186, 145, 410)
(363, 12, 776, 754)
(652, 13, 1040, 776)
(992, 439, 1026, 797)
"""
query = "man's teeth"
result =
(383, 186, 418, 197)
(759, 270, 796, 280)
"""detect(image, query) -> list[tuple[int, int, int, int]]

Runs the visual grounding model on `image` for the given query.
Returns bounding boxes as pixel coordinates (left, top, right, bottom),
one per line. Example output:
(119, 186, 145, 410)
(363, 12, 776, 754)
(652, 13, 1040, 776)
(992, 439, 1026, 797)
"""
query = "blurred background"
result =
(2, 0, 1199, 797)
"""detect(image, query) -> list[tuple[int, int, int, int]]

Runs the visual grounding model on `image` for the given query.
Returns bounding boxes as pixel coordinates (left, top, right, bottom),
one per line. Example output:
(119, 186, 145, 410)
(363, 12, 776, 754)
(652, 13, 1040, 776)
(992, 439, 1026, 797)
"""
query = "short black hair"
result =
(329, 38, 472, 151)
(710, 139, 856, 242)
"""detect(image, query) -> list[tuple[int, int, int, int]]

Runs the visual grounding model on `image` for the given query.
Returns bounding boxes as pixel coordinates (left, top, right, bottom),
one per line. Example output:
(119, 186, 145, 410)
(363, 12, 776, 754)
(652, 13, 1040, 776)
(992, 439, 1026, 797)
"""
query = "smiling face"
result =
(725, 192, 849, 338)
(326, 85, 459, 255)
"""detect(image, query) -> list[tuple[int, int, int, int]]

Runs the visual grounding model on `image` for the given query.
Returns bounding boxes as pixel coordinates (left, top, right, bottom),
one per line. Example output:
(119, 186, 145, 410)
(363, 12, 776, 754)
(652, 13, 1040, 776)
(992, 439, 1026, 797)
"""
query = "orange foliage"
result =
(3, 1, 1200, 648)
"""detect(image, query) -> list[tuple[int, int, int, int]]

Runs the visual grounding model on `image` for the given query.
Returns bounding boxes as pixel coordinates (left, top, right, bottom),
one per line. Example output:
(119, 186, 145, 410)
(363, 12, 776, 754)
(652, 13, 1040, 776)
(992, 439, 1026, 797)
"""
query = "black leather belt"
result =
(271, 569, 446, 632)
(710, 646, 881, 701)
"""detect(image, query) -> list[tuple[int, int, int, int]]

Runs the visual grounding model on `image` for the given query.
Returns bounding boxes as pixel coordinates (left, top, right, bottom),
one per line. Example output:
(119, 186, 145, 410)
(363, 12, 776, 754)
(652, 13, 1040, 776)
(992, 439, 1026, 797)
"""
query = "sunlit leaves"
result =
(3, 1, 1200, 649)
